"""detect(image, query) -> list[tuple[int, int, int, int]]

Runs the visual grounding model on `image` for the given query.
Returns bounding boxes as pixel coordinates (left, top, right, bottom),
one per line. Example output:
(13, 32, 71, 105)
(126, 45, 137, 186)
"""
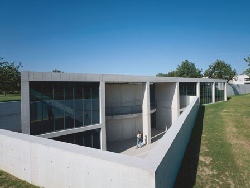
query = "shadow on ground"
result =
(174, 106, 205, 188)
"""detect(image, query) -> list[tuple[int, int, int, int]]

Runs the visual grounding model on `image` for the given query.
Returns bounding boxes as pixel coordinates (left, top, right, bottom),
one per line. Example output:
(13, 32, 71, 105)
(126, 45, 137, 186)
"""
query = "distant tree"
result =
(52, 69, 63, 73)
(156, 73, 168, 77)
(0, 58, 22, 95)
(175, 60, 203, 78)
(156, 71, 177, 77)
(244, 55, 250, 75)
(204, 60, 236, 81)
(157, 60, 202, 78)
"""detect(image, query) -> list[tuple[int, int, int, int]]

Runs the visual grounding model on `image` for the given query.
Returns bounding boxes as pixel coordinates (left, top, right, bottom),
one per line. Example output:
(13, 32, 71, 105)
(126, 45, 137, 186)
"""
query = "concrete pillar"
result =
(99, 82, 107, 150)
(171, 82, 180, 124)
(212, 82, 215, 103)
(224, 82, 227, 101)
(21, 72, 30, 134)
(142, 82, 151, 145)
(196, 82, 200, 103)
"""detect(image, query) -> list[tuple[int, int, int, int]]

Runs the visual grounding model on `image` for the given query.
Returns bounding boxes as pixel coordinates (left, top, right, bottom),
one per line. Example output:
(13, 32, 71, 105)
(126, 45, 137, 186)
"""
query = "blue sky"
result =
(1, 0, 250, 76)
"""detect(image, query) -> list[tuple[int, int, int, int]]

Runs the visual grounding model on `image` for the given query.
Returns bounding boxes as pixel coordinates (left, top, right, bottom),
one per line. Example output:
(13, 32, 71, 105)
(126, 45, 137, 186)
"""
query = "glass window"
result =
(200, 82, 212, 104)
(30, 82, 43, 135)
(30, 81, 100, 135)
(65, 82, 74, 129)
(54, 82, 65, 131)
(75, 82, 84, 127)
(215, 82, 225, 102)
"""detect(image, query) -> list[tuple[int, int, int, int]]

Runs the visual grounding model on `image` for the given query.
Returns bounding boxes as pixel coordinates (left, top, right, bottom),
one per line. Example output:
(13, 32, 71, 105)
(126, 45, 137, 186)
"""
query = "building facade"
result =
(21, 72, 227, 151)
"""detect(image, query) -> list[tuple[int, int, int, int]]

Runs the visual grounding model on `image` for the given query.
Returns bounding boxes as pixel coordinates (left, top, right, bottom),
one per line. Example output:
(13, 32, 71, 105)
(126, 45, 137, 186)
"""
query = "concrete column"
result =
(212, 82, 215, 103)
(142, 82, 151, 145)
(224, 82, 227, 101)
(21, 72, 30, 134)
(196, 82, 200, 103)
(171, 82, 180, 124)
(99, 82, 107, 150)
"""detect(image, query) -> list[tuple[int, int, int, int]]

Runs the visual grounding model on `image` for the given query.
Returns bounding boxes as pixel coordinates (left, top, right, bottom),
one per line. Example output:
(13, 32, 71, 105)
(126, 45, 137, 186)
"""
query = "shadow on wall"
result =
(174, 106, 205, 188)
(229, 84, 240, 95)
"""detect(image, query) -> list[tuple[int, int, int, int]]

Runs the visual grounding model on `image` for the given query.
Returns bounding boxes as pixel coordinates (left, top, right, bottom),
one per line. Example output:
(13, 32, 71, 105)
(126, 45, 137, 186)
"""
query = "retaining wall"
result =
(0, 97, 199, 188)
(227, 84, 250, 96)
(0, 101, 21, 132)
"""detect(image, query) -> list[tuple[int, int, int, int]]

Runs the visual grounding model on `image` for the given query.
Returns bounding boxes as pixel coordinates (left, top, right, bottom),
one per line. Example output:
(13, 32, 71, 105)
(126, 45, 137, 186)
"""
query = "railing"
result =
(106, 102, 157, 116)
(106, 105, 142, 116)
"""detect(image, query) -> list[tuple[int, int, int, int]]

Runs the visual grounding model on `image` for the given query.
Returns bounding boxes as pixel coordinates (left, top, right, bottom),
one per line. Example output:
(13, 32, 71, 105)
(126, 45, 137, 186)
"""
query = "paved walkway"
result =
(107, 128, 166, 158)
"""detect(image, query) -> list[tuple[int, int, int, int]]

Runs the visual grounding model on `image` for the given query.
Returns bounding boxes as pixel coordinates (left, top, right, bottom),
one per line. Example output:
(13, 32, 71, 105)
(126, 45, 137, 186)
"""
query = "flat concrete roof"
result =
(22, 71, 227, 83)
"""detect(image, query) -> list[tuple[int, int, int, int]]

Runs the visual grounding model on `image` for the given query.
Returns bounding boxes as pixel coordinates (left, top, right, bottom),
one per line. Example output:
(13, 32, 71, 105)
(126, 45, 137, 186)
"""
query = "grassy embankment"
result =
(0, 94, 21, 102)
(0, 170, 38, 188)
(175, 94, 250, 187)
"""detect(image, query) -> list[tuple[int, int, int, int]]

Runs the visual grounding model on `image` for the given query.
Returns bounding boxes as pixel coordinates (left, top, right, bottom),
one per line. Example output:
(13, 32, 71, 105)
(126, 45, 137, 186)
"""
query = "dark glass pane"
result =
(75, 82, 84, 127)
(30, 82, 43, 135)
(215, 82, 224, 102)
(200, 82, 212, 104)
(65, 82, 74, 129)
(75, 132, 84, 146)
(92, 129, 100, 149)
(84, 83, 92, 125)
(42, 82, 54, 133)
(54, 82, 65, 131)
(83, 130, 92, 147)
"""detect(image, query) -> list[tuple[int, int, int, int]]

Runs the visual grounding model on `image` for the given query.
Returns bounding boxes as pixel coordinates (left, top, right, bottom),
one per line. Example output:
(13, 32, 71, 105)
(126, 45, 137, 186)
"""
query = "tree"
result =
(244, 55, 250, 75)
(52, 69, 63, 73)
(0, 58, 22, 95)
(156, 71, 178, 77)
(203, 60, 236, 81)
(156, 60, 202, 78)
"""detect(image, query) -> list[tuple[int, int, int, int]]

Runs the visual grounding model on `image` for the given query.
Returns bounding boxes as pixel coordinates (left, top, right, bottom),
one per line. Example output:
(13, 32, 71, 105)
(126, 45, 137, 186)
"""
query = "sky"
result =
(1, 0, 250, 76)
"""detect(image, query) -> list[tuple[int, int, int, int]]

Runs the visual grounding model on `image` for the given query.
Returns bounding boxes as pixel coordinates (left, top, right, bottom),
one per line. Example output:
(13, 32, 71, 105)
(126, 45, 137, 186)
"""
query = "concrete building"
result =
(21, 72, 227, 151)
(0, 71, 230, 188)
(231, 74, 250, 84)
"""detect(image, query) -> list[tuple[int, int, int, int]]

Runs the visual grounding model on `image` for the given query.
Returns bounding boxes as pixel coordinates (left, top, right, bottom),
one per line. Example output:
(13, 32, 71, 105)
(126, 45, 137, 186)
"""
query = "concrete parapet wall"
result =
(0, 101, 21, 132)
(146, 97, 200, 188)
(0, 97, 200, 188)
(0, 129, 154, 188)
(227, 84, 250, 96)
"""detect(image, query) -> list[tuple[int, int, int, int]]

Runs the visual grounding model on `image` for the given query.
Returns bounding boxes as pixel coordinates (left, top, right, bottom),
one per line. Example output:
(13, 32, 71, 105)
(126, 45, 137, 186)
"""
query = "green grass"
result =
(175, 94, 250, 187)
(0, 170, 38, 188)
(0, 93, 21, 102)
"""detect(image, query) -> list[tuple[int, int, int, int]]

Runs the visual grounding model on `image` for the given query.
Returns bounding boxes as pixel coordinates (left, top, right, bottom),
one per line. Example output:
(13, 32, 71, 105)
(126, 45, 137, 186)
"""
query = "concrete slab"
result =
(107, 128, 166, 158)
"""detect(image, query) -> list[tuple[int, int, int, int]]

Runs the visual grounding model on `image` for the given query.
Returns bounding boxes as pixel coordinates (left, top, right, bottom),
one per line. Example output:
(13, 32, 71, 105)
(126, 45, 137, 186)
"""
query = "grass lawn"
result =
(0, 94, 21, 102)
(0, 170, 38, 188)
(175, 94, 250, 187)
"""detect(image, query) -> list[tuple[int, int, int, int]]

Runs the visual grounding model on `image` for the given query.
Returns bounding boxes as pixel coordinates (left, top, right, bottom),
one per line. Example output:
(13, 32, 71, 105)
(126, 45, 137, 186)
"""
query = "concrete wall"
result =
(106, 116, 142, 142)
(0, 101, 21, 132)
(155, 83, 176, 130)
(180, 96, 197, 109)
(105, 84, 143, 142)
(227, 84, 250, 96)
(0, 129, 154, 188)
(105, 83, 143, 109)
(146, 97, 200, 188)
(0, 97, 200, 188)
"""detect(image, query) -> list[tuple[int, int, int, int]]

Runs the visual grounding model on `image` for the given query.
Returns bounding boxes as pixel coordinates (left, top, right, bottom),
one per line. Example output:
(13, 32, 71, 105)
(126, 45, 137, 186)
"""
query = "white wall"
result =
(0, 101, 21, 132)
(180, 96, 197, 109)
(155, 83, 176, 130)
(227, 84, 250, 96)
(105, 83, 143, 108)
(0, 129, 154, 188)
(105, 84, 143, 142)
(146, 97, 200, 188)
(106, 116, 142, 142)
